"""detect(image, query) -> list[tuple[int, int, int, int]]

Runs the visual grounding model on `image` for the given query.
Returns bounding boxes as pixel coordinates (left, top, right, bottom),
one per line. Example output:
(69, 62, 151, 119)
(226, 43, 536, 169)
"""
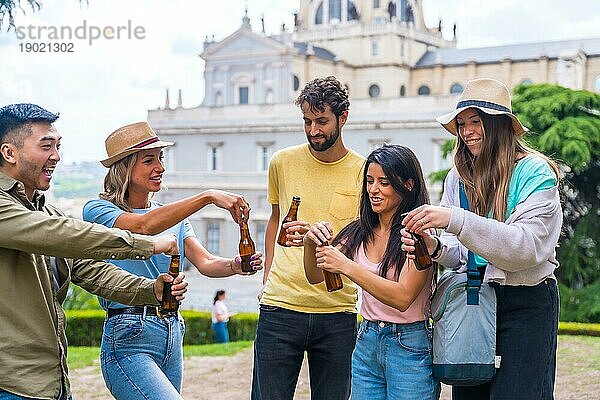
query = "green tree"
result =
(430, 84, 600, 297)
(512, 84, 600, 289)
(0, 0, 39, 30)
(0, 0, 85, 30)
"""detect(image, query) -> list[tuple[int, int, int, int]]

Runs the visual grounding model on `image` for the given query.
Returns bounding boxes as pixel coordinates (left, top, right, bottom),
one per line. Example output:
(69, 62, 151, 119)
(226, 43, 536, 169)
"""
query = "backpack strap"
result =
(458, 180, 481, 306)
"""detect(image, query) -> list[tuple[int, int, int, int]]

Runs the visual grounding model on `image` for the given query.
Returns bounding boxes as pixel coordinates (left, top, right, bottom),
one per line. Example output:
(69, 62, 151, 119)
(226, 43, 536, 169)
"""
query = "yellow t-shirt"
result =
(262, 143, 365, 313)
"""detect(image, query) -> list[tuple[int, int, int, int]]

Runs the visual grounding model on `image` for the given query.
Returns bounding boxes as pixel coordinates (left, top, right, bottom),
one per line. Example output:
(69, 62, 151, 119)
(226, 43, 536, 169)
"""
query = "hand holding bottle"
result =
(230, 253, 264, 275)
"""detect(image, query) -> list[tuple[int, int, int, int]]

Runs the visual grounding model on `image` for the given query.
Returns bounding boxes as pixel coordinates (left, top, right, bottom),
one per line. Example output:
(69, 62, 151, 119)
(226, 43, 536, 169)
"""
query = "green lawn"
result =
(67, 341, 254, 369)
(69, 336, 600, 373)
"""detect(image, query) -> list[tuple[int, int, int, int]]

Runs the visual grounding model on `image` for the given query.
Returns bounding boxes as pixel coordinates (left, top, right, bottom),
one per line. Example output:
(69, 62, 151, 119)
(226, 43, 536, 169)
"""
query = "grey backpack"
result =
(431, 181, 499, 386)
(431, 269, 497, 386)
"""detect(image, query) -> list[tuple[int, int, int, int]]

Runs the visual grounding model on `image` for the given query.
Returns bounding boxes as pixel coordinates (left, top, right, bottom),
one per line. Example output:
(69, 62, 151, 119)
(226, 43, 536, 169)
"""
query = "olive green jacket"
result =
(0, 171, 160, 399)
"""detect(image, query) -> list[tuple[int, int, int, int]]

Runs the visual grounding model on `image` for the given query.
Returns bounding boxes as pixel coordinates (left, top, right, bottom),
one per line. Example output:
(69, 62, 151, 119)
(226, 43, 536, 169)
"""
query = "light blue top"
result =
(82, 198, 195, 310)
(473, 155, 557, 266)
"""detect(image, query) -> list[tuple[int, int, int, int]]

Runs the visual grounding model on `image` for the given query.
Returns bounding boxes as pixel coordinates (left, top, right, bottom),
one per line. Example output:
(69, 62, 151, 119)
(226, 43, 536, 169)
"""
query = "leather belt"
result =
(107, 306, 175, 319)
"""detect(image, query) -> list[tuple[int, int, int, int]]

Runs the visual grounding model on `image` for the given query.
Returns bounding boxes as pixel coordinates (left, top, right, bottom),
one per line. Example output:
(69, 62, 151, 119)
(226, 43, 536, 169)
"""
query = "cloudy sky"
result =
(1, 0, 599, 164)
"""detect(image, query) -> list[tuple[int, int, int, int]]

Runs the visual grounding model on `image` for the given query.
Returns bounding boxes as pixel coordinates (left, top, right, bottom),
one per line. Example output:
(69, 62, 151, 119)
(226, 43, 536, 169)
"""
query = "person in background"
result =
(83, 121, 263, 400)
(212, 290, 234, 343)
(304, 145, 439, 400)
(0, 103, 186, 400)
(252, 76, 365, 400)
(402, 78, 562, 400)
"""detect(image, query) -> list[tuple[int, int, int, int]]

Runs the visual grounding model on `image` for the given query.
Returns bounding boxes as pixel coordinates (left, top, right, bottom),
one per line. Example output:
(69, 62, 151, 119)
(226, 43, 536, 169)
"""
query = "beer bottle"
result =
(276, 195, 301, 247)
(239, 214, 256, 273)
(321, 241, 344, 292)
(400, 212, 433, 271)
(411, 233, 433, 271)
(161, 254, 181, 313)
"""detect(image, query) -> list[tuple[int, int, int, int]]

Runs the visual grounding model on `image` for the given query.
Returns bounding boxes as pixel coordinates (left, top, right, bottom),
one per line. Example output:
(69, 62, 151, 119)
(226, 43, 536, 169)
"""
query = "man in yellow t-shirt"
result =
(252, 76, 365, 400)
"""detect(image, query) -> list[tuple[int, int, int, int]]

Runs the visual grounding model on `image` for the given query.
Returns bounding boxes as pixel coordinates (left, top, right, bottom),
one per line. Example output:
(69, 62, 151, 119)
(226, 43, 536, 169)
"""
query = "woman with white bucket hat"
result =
(401, 78, 562, 400)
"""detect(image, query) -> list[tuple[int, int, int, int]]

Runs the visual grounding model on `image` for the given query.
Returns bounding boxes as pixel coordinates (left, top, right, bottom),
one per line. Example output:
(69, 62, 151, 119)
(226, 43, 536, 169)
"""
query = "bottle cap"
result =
(292, 195, 301, 202)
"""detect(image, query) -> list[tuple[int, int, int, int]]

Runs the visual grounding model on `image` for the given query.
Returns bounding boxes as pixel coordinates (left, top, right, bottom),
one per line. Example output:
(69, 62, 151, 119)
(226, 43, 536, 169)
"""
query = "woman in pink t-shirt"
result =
(304, 144, 439, 400)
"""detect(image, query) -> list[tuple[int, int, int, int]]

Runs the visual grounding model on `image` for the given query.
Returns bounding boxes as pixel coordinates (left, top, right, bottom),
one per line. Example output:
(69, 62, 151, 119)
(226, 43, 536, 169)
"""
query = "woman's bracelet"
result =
(431, 236, 442, 259)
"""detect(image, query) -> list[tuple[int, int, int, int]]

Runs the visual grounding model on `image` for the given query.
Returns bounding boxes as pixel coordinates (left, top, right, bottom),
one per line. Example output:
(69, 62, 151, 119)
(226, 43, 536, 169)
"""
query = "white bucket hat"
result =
(436, 78, 529, 136)
(101, 122, 173, 167)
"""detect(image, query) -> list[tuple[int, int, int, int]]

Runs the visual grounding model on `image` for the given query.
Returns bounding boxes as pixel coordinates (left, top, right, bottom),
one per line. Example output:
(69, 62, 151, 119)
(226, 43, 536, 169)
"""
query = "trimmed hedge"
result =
(65, 310, 600, 346)
(558, 322, 600, 337)
(65, 309, 258, 346)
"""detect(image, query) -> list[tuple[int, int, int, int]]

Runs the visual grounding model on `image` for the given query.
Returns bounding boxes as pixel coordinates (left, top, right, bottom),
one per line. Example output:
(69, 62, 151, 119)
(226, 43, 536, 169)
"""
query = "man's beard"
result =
(308, 121, 340, 152)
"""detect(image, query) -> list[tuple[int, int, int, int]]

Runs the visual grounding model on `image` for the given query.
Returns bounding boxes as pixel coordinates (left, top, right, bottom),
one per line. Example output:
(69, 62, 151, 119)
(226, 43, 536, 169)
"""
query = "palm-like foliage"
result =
(0, 0, 40, 30)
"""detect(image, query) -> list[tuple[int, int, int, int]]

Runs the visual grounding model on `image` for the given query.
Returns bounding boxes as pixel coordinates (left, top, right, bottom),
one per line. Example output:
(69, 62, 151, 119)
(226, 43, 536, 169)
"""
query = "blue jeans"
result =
(212, 321, 230, 343)
(352, 320, 440, 400)
(100, 312, 185, 400)
(252, 305, 357, 400)
(452, 279, 559, 400)
(0, 390, 72, 400)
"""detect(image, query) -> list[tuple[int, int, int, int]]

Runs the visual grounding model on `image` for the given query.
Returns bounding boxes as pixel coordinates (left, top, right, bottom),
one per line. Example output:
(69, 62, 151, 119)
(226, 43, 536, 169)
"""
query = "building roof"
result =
(416, 37, 600, 67)
(293, 42, 337, 61)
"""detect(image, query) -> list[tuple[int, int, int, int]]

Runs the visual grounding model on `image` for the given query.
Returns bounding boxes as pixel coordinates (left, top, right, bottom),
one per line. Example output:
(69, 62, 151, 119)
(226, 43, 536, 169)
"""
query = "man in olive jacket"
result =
(0, 103, 187, 400)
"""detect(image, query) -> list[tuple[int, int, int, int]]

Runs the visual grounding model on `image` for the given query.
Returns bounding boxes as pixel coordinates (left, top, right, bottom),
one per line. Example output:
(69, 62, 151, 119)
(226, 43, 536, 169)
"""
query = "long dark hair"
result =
(332, 145, 430, 280)
(213, 290, 225, 305)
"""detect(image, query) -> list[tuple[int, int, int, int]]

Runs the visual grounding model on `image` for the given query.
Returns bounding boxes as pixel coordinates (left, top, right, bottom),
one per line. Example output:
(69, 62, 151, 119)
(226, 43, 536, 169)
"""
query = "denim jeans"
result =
(0, 390, 72, 400)
(100, 311, 185, 400)
(452, 279, 559, 400)
(351, 319, 440, 400)
(252, 305, 357, 400)
(212, 321, 230, 343)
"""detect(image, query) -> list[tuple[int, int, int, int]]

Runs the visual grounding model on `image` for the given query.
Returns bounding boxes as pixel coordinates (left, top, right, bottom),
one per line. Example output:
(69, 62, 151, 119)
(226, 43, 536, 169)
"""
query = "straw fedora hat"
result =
(101, 122, 173, 167)
(436, 78, 528, 136)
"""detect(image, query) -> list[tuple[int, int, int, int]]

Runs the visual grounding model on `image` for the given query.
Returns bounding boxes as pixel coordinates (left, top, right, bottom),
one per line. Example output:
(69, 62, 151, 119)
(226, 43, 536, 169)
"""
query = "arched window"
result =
(369, 84, 380, 98)
(315, 2, 323, 24)
(400, 85, 406, 97)
(348, 0, 359, 21)
(595, 74, 600, 92)
(329, 0, 342, 22)
(418, 85, 430, 96)
(314, 1, 360, 25)
(520, 78, 533, 85)
(293, 74, 300, 91)
(450, 83, 463, 94)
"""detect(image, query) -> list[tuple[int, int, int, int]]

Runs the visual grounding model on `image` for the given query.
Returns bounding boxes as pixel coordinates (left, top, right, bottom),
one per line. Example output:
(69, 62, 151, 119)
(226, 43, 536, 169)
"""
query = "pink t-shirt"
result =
(355, 243, 433, 324)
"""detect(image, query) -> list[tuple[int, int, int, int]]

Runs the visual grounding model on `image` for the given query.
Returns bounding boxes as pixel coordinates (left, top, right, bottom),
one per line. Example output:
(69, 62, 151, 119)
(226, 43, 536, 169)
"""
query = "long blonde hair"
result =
(454, 109, 559, 221)
(99, 153, 140, 212)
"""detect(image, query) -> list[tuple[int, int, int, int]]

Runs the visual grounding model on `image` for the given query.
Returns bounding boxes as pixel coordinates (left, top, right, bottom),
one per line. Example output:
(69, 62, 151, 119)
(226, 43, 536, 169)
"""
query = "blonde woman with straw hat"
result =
(401, 78, 562, 400)
(82, 122, 263, 400)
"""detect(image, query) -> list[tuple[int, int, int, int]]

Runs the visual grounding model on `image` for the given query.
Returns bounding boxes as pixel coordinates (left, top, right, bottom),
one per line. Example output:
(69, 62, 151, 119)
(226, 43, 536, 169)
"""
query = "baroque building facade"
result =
(147, 0, 600, 259)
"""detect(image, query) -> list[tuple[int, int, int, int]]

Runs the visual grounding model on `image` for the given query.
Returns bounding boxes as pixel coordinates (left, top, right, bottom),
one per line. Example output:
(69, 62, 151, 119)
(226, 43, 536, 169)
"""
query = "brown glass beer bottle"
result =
(161, 254, 180, 313)
(321, 241, 344, 292)
(400, 212, 433, 271)
(411, 233, 433, 270)
(276, 195, 301, 247)
(239, 214, 256, 273)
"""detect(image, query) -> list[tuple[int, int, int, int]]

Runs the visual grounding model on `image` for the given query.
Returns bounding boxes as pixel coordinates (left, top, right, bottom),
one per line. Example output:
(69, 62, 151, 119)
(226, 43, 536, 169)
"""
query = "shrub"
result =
(65, 309, 600, 347)
(559, 281, 600, 323)
(558, 322, 600, 337)
(65, 309, 258, 346)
